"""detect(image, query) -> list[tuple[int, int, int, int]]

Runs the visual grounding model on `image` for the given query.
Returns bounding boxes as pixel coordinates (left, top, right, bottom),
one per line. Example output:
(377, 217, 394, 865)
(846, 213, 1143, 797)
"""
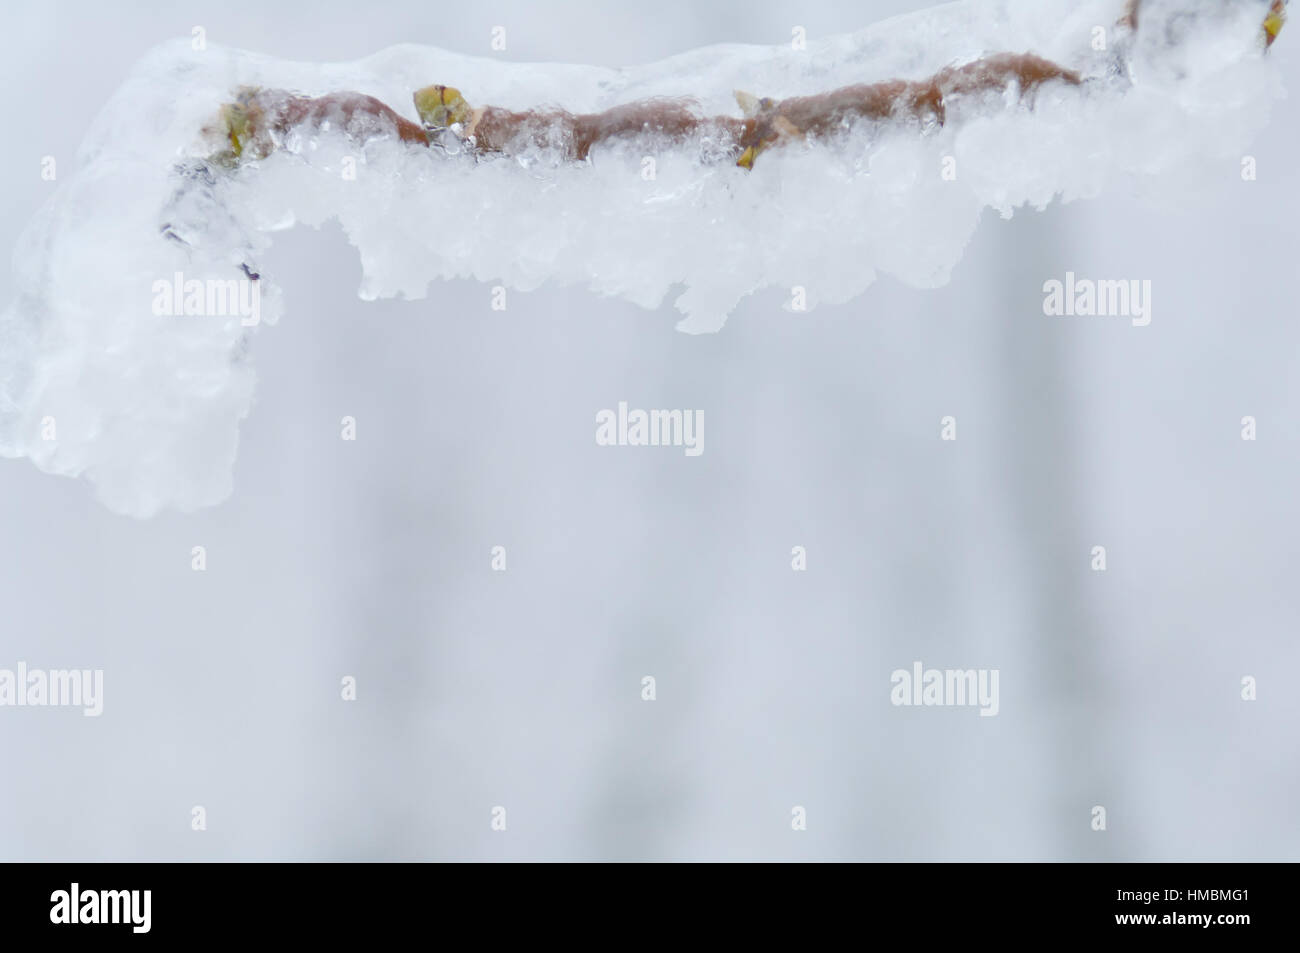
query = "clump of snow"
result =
(0, 0, 1286, 516)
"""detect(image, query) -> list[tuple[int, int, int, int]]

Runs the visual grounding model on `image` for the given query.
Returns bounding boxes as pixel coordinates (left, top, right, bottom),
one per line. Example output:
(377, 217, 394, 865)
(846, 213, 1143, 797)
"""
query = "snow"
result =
(0, 0, 1286, 516)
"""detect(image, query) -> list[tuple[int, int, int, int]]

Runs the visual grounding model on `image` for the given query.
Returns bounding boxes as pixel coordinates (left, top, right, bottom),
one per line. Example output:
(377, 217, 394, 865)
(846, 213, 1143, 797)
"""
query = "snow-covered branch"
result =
(0, 0, 1290, 515)
(208, 1, 1285, 169)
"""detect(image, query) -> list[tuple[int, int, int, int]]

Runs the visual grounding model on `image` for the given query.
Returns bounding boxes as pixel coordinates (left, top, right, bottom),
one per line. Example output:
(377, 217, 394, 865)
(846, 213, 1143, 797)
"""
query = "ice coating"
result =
(0, 0, 1287, 516)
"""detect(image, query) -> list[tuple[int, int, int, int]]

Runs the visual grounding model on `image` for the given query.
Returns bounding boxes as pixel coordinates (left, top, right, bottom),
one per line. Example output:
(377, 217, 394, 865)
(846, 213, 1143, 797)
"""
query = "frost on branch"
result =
(0, 0, 1288, 516)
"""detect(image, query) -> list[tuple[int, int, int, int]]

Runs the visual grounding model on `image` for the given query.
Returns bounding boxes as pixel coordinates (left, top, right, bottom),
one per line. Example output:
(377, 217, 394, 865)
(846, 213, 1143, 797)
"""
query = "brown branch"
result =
(409, 52, 1079, 168)
(211, 52, 1079, 170)
(207, 87, 430, 164)
(731, 53, 1080, 167)
(206, 1, 1286, 171)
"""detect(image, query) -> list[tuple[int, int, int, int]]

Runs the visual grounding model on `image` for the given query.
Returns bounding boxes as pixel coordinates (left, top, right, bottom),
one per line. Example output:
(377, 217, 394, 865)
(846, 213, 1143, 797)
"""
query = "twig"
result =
(206, 0, 1287, 170)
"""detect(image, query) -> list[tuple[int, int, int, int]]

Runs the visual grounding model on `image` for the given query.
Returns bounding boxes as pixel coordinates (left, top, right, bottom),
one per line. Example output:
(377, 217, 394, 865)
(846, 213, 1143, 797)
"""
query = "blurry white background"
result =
(1, 0, 1297, 860)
